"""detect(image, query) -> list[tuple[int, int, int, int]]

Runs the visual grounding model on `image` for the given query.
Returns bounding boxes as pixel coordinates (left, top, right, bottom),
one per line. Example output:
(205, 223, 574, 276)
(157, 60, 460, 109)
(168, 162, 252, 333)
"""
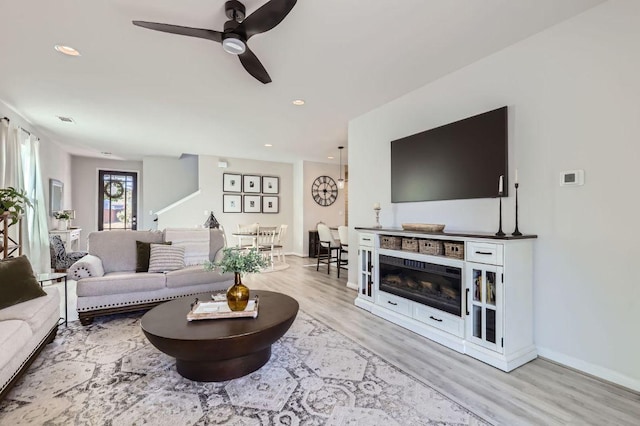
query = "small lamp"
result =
(204, 211, 220, 229)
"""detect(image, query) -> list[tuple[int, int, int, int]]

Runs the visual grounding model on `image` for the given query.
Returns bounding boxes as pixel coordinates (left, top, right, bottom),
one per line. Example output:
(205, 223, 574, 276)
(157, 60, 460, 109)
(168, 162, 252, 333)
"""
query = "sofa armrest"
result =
(68, 255, 105, 280)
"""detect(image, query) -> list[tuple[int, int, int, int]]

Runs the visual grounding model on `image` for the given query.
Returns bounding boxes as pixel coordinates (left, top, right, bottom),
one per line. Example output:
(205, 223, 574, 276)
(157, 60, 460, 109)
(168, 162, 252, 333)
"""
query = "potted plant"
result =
(205, 247, 269, 311)
(54, 211, 71, 230)
(0, 187, 32, 225)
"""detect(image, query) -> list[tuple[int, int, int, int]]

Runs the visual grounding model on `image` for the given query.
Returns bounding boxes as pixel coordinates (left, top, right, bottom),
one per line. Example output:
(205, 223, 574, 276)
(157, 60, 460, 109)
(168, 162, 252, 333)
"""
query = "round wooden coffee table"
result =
(141, 290, 299, 381)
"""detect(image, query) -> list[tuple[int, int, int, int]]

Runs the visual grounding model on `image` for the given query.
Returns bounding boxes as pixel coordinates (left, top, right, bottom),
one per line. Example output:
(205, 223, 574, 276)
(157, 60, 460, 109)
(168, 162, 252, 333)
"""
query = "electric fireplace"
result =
(378, 255, 462, 317)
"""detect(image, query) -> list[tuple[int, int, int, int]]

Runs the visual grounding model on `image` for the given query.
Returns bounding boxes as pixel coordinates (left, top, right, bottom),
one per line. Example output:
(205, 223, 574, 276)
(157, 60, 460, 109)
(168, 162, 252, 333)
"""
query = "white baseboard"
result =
(537, 346, 640, 393)
(346, 281, 358, 290)
(287, 252, 307, 258)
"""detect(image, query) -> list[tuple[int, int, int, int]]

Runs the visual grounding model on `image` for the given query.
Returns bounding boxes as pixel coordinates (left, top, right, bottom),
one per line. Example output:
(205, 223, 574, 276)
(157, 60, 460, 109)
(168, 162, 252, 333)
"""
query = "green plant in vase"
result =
(205, 247, 269, 311)
(54, 211, 71, 230)
(0, 187, 32, 225)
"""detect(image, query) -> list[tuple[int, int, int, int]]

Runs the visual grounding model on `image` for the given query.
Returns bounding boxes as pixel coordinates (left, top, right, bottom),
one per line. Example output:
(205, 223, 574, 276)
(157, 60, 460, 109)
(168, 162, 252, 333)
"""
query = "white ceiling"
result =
(0, 0, 603, 164)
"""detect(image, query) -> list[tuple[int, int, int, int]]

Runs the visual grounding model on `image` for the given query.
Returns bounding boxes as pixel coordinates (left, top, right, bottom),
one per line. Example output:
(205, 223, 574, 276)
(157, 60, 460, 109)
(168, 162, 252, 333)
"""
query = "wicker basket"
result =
(380, 235, 402, 250)
(418, 239, 444, 256)
(444, 242, 464, 259)
(402, 238, 419, 252)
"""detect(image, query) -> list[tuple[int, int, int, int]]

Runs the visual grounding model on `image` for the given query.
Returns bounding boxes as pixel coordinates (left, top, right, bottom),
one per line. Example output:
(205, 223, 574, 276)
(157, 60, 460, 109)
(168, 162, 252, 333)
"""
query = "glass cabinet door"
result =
(358, 247, 374, 301)
(466, 263, 503, 353)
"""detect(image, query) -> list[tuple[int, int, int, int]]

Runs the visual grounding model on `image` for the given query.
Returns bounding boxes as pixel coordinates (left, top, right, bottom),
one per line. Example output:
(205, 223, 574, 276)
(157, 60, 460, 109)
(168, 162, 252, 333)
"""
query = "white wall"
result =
(71, 156, 143, 248)
(349, 0, 640, 391)
(157, 155, 294, 253)
(142, 155, 198, 229)
(302, 161, 346, 257)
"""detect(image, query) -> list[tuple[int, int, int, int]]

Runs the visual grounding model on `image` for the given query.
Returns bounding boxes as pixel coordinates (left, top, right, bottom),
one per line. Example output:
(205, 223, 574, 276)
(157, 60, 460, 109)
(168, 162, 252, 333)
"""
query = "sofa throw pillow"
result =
(0, 255, 47, 310)
(148, 244, 185, 273)
(136, 241, 172, 273)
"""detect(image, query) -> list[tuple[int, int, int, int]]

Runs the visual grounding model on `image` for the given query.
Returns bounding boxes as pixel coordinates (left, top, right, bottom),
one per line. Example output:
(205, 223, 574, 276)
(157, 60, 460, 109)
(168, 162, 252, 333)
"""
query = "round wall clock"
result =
(311, 176, 338, 206)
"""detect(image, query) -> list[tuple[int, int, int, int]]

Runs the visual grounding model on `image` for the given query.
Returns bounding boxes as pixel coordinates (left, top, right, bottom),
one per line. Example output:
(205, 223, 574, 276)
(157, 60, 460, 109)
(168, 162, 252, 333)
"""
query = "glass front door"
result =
(98, 170, 137, 231)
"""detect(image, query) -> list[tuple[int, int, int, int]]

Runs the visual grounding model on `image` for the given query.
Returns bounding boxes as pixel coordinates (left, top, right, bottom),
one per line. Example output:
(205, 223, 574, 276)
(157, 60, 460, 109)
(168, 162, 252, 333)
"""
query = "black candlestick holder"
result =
(512, 183, 522, 236)
(495, 192, 505, 237)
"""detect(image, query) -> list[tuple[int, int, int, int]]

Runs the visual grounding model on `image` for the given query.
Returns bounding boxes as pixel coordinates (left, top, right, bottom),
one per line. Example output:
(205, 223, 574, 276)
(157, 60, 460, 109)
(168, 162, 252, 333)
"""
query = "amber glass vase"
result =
(226, 272, 250, 311)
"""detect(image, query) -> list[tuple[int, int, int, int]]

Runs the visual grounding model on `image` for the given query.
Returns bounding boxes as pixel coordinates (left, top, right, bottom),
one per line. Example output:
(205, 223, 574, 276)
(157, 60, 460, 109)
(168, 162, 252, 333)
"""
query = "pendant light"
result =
(337, 146, 345, 189)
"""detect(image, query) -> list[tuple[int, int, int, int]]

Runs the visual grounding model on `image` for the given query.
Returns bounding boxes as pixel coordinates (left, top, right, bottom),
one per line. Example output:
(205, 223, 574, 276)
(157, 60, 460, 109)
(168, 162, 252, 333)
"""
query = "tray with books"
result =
(187, 295, 259, 321)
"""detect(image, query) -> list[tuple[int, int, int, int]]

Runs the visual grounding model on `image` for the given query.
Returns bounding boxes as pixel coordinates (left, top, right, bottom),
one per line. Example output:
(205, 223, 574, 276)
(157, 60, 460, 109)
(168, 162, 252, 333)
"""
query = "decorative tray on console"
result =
(401, 223, 446, 232)
(187, 295, 259, 321)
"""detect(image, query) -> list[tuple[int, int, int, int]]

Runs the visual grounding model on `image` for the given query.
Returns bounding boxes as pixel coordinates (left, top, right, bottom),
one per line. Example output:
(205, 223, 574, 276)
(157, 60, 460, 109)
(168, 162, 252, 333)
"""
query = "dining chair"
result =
(257, 226, 278, 267)
(236, 223, 259, 249)
(337, 225, 348, 277)
(316, 223, 341, 275)
(272, 224, 288, 263)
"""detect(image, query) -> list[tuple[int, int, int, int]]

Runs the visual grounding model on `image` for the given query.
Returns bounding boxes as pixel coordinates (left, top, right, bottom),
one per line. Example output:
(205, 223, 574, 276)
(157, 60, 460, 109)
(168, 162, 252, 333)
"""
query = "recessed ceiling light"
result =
(54, 45, 81, 56)
(57, 116, 74, 123)
(327, 156, 334, 159)
(264, 144, 273, 147)
(292, 99, 305, 106)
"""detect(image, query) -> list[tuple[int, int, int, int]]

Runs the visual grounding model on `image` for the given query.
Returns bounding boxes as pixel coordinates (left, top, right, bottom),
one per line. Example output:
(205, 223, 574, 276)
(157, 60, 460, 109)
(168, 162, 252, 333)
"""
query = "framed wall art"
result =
(262, 196, 279, 214)
(223, 194, 242, 213)
(223, 173, 242, 193)
(49, 178, 63, 216)
(262, 176, 279, 194)
(243, 175, 261, 193)
(243, 195, 261, 213)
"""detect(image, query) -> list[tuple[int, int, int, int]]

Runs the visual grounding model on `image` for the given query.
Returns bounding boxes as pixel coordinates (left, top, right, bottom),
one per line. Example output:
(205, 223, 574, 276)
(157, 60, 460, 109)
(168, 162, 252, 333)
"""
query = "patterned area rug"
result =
(0, 312, 488, 425)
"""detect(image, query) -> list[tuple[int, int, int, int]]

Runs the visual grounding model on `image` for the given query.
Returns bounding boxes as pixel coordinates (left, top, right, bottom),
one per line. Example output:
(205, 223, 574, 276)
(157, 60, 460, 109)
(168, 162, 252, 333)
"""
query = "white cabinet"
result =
(354, 228, 537, 372)
(49, 228, 82, 252)
(463, 239, 537, 371)
(466, 262, 503, 352)
(356, 233, 375, 306)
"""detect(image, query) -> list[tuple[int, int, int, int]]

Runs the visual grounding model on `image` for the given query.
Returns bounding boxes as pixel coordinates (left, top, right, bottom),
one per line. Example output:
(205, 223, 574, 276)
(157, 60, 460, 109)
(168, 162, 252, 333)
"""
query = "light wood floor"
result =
(246, 256, 640, 425)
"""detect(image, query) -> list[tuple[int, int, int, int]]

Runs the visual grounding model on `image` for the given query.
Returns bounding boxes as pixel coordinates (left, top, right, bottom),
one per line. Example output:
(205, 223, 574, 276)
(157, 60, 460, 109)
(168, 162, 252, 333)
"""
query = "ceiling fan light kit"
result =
(133, 0, 297, 84)
(222, 35, 246, 55)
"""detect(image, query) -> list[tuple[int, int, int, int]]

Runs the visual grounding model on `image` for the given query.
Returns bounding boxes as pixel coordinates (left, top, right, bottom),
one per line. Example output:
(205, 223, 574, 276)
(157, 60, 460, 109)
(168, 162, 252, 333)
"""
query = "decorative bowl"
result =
(401, 223, 446, 232)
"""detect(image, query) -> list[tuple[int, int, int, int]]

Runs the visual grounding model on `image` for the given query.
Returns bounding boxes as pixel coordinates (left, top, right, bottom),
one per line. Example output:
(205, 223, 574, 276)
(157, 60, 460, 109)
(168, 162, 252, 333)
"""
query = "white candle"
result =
(373, 202, 381, 210)
(498, 175, 503, 194)
(515, 169, 519, 184)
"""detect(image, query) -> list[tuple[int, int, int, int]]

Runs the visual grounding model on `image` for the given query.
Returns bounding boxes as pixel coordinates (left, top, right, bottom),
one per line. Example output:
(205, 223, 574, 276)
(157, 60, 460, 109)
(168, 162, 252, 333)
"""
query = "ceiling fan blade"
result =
(238, 0, 297, 39)
(132, 21, 222, 43)
(238, 47, 272, 84)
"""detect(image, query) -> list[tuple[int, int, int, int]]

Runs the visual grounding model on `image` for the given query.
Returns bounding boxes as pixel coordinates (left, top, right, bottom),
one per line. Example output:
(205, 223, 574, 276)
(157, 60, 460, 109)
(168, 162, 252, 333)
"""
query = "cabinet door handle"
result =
(429, 315, 443, 322)
(465, 289, 470, 315)
(475, 251, 492, 255)
(387, 301, 398, 306)
(362, 238, 371, 241)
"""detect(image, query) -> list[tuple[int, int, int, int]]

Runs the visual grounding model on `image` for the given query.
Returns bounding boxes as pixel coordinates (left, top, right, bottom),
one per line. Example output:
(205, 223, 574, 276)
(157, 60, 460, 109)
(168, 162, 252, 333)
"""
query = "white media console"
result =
(355, 227, 537, 372)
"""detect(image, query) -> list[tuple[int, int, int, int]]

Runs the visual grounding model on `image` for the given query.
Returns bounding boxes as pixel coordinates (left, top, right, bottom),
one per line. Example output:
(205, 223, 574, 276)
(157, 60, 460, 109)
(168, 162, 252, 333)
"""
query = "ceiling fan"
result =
(133, 0, 297, 84)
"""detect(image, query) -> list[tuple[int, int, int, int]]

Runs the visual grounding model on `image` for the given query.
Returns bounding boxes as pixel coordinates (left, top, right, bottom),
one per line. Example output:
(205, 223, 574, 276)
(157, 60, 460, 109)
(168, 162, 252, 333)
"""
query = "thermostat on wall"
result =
(560, 170, 584, 186)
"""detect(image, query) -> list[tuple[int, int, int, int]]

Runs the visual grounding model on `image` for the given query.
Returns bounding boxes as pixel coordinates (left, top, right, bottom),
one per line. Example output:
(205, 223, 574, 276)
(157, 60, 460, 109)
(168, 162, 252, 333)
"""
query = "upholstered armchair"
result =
(49, 234, 87, 272)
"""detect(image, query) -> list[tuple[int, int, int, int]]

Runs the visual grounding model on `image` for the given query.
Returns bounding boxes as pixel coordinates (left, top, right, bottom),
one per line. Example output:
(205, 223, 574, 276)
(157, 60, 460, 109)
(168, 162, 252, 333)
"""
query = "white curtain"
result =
(0, 118, 8, 188)
(1, 125, 51, 273)
(3, 126, 24, 191)
(21, 132, 51, 273)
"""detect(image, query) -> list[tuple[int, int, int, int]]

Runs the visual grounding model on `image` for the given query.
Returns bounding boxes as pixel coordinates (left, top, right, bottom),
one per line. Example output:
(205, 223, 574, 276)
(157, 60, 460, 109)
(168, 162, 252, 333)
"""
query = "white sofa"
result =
(69, 228, 233, 325)
(0, 287, 59, 400)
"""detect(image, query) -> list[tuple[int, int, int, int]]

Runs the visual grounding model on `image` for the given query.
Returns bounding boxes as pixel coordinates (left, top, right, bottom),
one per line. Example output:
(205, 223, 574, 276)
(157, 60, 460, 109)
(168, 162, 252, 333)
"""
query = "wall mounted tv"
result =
(391, 106, 508, 203)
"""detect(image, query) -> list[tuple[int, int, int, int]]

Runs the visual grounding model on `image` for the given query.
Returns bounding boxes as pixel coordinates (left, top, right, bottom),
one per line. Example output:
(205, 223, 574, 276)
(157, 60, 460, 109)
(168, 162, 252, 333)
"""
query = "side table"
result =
(37, 272, 68, 326)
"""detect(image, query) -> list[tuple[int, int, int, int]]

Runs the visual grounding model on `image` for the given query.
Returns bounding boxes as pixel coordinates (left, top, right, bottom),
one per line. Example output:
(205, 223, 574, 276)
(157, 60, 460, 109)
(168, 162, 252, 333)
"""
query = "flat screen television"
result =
(391, 106, 508, 203)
